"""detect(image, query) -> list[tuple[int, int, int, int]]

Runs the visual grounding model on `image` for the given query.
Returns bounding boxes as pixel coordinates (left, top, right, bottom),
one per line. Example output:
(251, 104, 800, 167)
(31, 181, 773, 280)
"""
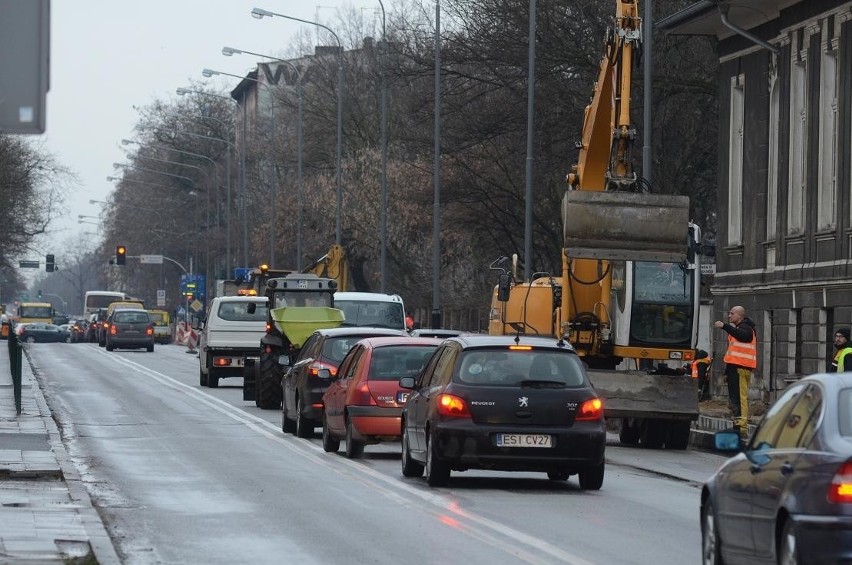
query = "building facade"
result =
(660, 0, 852, 397)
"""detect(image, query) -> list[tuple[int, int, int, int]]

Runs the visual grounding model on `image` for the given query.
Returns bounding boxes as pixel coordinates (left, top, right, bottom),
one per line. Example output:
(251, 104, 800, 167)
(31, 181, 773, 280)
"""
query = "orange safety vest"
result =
(723, 330, 757, 369)
(691, 357, 711, 379)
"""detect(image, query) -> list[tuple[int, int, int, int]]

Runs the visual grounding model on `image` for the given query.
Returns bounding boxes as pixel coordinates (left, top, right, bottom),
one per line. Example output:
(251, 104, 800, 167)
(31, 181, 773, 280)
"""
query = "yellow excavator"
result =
(489, 0, 702, 449)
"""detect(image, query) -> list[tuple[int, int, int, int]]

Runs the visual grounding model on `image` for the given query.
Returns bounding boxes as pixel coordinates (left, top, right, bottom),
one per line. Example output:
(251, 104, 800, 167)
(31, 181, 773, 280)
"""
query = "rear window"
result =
(114, 311, 150, 324)
(368, 345, 439, 381)
(839, 389, 852, 437)
(216, 301, 268, 322)
(148, 312, 167, 325)
(455, 348, 586, 387)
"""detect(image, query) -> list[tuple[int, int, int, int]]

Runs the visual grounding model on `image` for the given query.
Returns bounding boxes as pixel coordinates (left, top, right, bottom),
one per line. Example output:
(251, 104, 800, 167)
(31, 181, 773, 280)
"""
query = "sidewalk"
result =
(0, 344, 120, 564)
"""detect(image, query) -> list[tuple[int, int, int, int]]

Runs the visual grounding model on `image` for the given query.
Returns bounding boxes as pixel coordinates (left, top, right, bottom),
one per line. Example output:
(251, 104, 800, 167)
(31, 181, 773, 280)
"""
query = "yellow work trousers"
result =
(734, 368, 751, 433)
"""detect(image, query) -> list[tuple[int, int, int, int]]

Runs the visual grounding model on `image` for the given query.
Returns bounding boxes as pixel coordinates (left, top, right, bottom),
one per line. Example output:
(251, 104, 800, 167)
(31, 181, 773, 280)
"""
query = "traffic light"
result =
(115, 245, 127, 265)
(45, 254, 55, 272)
(37, 289, 43, 300)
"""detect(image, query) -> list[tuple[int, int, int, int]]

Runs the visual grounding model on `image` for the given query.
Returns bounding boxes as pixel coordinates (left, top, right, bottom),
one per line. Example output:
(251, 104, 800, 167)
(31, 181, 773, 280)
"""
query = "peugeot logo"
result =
(518, 396, 529, 408)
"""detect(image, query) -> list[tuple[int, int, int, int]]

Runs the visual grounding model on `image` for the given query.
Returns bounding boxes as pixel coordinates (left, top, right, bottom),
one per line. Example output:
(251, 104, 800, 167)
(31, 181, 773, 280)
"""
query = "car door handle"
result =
(781, 462, 794, 476)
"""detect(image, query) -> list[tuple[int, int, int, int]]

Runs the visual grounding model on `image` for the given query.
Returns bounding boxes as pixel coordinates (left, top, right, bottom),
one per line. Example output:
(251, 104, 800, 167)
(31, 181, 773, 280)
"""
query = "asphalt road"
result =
(29, 342, 724, 564)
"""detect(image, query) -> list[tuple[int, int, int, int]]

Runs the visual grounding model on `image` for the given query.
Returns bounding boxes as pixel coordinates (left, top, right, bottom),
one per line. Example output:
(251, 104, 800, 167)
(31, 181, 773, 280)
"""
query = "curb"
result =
(25, 349, 123, 565)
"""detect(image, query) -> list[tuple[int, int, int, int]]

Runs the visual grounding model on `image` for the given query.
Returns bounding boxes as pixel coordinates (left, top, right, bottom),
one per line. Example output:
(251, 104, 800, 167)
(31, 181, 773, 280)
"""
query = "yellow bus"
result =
(14, 302, 55, 324)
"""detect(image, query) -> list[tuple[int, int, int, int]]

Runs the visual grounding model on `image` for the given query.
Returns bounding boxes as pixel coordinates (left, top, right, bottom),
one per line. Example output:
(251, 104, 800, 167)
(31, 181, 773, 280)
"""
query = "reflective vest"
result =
(723, 330, 757, 369)
(691, 357, 711, 379)
(836, 347, 852, 372)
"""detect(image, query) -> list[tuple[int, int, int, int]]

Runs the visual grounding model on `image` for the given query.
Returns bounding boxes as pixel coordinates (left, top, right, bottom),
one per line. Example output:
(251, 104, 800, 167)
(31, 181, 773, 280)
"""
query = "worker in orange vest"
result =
(692, 350, 712, 401)
(715, 305, 757, 435)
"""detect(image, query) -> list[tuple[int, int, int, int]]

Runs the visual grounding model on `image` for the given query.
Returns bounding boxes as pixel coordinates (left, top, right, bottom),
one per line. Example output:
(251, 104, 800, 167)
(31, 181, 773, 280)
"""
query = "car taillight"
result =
(436, 394, 471, 418)
(266, 322, 273, 334)
(828, 461, 852, 503)
(109, 325, 117, 335)
(146, 326, 154, 336)
(102, 321, 108, 328)
(214, 358, 232, 367)
(349, 382, 375, 406)
(575, 398, 604, 421)
(309, 362, 337, 378)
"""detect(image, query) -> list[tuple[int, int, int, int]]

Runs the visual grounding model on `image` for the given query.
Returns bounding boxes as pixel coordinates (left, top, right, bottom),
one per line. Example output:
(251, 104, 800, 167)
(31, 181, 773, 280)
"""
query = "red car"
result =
(321, 336, 443, 458)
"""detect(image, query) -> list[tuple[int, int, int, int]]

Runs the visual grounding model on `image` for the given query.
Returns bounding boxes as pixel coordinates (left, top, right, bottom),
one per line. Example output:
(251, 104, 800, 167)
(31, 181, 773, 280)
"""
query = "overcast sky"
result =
(43, 0, 383, 251)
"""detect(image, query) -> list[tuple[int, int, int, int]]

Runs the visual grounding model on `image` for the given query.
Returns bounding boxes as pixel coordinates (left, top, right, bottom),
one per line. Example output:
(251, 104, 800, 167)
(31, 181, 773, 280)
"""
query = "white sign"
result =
(139, 254, 164, 264)
(157, 296, 166, 307)
(156, 290, 166, 299)
(700, 263, 716, 275)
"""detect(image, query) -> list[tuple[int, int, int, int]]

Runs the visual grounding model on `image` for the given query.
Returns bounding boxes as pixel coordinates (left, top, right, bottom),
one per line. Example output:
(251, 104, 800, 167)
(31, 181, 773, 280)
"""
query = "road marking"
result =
(95, 350, 594, 565)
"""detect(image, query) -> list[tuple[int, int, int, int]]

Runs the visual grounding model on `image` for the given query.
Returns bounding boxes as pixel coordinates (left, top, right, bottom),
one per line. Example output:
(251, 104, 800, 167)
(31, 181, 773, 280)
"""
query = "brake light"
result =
(146, 326, 154, 336)
(214, 358, 232, 367)
(576, 398, 603, 421)
(266, 322, 273, 334)
(349, 382, 375, 406)
(828, 461, 852, 503)
(109, 325, 117, 335)
(509, 345, 532, 351)
(309, 362, 337, 378)
(436, 394, 471, 418)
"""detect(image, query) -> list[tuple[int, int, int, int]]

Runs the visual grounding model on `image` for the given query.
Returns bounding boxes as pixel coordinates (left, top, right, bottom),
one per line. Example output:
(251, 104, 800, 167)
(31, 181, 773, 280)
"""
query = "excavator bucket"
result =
(562, 191, 690, 262)
(586, 369, 699, 420)
(269, 307, 344, 348)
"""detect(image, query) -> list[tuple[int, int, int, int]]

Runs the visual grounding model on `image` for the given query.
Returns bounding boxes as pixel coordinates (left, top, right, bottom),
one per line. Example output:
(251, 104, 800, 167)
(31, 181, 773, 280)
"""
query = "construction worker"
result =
(714, 305, 757, 435)
(829, 328, 852, 373)
(692, 349, 712, 401)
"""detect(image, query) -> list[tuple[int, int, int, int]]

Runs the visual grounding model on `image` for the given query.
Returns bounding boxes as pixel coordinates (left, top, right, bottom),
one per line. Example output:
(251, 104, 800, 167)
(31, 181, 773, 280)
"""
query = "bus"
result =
(84, 291, 135, 317)
(12, 302, 55, 324)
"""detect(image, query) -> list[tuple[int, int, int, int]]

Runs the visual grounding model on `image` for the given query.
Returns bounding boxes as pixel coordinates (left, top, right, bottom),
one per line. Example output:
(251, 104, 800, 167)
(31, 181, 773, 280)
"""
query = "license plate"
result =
(495, 434, 553, 448)
(396, 392, 409, 404)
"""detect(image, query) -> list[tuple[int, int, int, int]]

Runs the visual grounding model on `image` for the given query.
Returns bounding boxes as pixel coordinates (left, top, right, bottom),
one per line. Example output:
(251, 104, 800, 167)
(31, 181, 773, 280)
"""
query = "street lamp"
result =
(377, 0, 389, 293)
(223, 46, 306, 270)
(203, 67, 273, 269)
(251, 7, 344, 246)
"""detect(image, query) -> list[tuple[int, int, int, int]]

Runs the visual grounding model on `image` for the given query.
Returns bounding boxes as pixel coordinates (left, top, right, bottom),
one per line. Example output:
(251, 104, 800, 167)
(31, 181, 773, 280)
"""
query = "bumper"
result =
(791, 514, 852, 563)
(303, 384, 331, 420)
(209, 351, 258, 379)
(431, 419, 606, 472)
(348, 406, 403, 439)
(109, 336, 153, 349)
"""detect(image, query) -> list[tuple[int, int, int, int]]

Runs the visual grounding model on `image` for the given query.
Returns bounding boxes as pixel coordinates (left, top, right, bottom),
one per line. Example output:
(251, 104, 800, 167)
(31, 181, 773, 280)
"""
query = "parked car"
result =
(281, 327, 409, 438)
(701, 372, 852, 565)
(18, 323, 71, 344)
(399, 335, 606, 488)
(105, 309, 154, 352)
(321, 336, 443, 458)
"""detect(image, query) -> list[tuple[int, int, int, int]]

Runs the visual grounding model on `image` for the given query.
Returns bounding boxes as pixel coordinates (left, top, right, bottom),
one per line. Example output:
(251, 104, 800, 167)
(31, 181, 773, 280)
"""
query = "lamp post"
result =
(251, 7, 344, 246)
(203, 67, 274, 268)
(223, 46, 306, 270)
(176, 87, 240, 276)
(377, 0, 389, 293)
(432, 0, 442, 329)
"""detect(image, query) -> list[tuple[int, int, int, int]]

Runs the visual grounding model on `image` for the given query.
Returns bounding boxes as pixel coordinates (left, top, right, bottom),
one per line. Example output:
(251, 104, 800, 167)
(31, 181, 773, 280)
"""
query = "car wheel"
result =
(425, 428, 450, 487)
(106, 341, 114, 351)
(321, 414, 339, 453)
(344, 417, 364, 459)
(401, 425, 424, 478)
(667, 421, 691, 450)
(578, 461, 604, 490)
(547, 470, 569, 481)
(147, 343, 154, 353)
(778, 519, 798, 565)
(281, 406, 296, 434)
(701, 499, 722, 565)
(64, 336, 72, 344)
(256, 349, 283, 409)
(295, 396, 314, 439)
(641, 420, 666, 449)
(207, 371, 219, 388)
(25, 336, 36, 344)
(199, 366, 208, 387)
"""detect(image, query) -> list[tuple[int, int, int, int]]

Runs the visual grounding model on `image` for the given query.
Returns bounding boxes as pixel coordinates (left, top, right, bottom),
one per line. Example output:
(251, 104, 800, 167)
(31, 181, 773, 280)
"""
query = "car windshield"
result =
(368, 345, 439, 381)
(455, 348, 586, 387)
(217, 302, 268, 322)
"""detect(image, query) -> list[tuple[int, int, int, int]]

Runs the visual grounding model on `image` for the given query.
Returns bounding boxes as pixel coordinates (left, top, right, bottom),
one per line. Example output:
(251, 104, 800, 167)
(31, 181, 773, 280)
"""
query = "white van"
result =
(332, 292, 406, 331)
(198, 296, 268, 388)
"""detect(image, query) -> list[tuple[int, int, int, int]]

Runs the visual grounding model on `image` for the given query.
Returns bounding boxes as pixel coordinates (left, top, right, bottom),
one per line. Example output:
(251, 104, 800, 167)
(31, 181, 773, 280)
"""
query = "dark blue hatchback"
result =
(399, 335, 606, 488)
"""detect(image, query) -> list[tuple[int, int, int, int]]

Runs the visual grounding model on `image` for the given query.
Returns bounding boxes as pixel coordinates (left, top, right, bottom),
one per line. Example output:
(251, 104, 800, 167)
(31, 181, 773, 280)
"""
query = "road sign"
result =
(700, 263, 716, 275)
(18, 260, 40, 269)
(234, 267, 252, 281)
(191, 299, 203, 312)
(140, 254, 164, 264)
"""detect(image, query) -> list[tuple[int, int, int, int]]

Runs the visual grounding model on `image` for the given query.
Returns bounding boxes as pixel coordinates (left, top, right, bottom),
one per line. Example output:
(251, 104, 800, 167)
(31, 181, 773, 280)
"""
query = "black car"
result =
(18, 323, 71, 344)
(105, 309, 154, 352)
(399, 335, 606, 488)
(281, 327, 408, 438)
(701, 372, 852, 565)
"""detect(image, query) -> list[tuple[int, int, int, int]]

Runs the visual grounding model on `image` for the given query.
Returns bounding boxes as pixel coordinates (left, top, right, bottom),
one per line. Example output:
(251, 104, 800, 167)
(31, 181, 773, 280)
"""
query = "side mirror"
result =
(399, 376, 416, 389)
(497, 273, 512, 302)
(713, 429, 743, 453)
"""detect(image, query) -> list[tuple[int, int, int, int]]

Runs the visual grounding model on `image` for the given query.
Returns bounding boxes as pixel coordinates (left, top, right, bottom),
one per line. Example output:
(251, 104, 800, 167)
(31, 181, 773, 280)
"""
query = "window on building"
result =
(728, 75, 745, 246)
(767, 72, 780, 240)
(788, 51, 807, 235)
(817, 46, 837, 230)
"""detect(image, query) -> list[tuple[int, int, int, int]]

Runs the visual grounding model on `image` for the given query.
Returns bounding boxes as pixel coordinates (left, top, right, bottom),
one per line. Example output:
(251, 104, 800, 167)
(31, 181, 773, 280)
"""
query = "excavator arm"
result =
(302, 244, 351, 292)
